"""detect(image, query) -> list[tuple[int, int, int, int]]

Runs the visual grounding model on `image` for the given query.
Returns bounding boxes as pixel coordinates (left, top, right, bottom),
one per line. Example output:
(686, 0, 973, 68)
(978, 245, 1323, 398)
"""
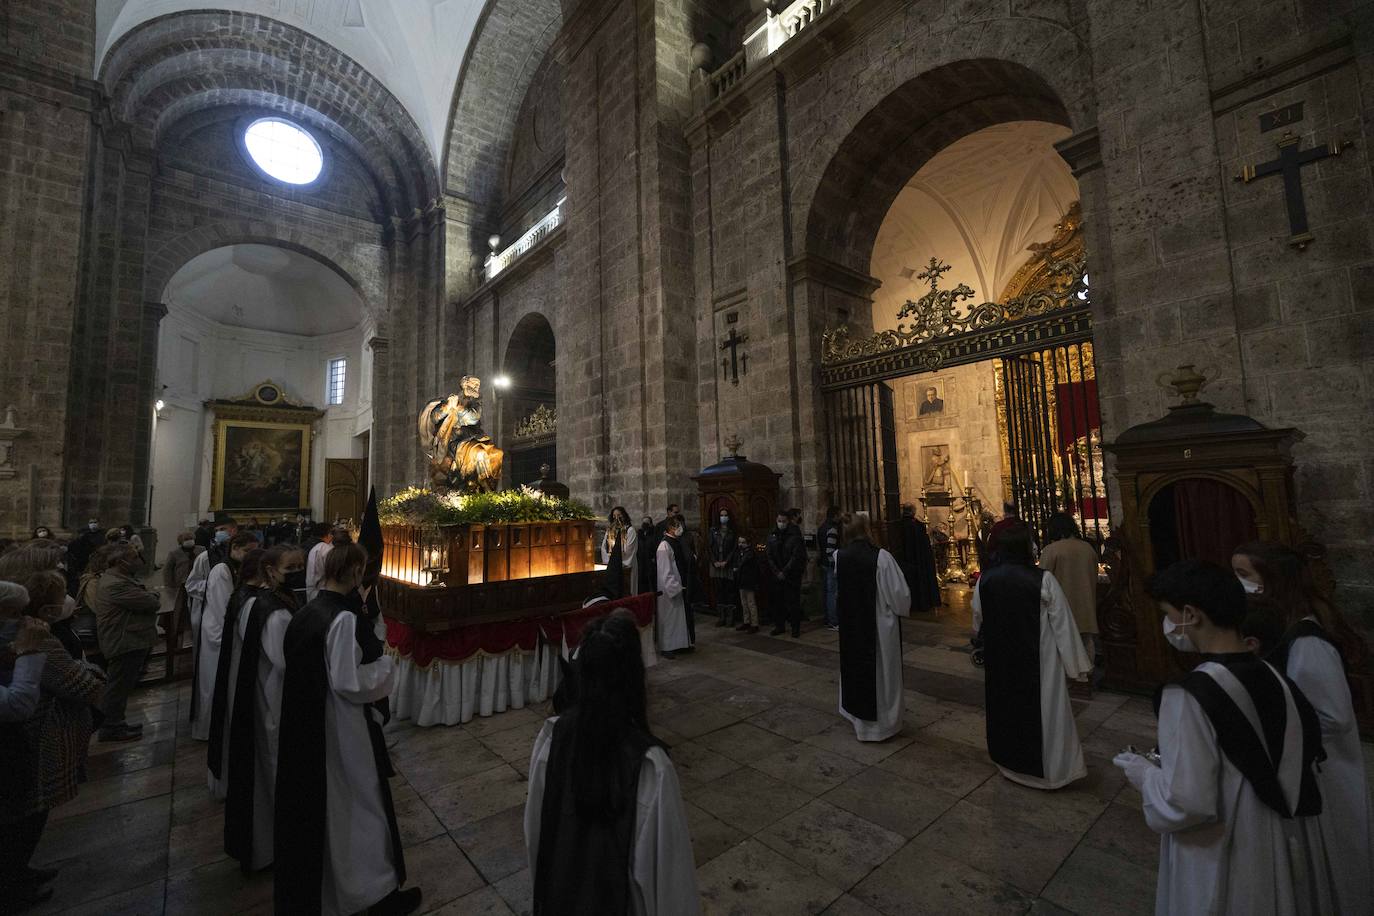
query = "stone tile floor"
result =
(27, 603, 1374, 915)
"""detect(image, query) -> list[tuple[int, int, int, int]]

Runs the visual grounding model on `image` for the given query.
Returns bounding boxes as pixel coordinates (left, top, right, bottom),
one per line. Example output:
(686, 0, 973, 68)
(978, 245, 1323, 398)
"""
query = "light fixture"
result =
(492, 375, 512, 390)
(155, 399, 165, 412)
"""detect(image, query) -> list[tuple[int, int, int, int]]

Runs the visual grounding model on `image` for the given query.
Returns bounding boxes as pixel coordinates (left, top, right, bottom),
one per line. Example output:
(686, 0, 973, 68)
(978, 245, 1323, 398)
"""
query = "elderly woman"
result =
(91, 546, 161, 742)
(1, 579, 106, 908)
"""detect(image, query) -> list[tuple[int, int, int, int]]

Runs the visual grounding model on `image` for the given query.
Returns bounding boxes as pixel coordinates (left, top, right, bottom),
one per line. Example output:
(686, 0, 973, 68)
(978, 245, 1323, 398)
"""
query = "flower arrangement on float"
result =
(378, 485, 596, 527)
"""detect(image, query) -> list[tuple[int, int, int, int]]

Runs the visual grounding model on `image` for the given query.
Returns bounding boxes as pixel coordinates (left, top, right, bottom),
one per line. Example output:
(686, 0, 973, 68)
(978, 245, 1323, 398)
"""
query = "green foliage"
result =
(378, 485, 596, 526)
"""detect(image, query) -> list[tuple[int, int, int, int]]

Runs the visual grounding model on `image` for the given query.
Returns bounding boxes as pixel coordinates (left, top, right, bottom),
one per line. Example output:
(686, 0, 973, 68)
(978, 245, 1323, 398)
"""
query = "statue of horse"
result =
(418, 376, 504, 493)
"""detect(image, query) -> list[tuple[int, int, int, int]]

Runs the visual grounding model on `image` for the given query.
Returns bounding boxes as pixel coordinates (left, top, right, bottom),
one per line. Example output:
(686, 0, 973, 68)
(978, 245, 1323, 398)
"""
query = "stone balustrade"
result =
(699, 0, 850, 109)
(485, 197, 567, 280)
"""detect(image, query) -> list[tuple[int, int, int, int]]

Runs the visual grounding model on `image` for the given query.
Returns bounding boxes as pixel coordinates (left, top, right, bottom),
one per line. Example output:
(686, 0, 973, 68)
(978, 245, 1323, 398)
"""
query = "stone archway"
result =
(499, 311, 558, 487)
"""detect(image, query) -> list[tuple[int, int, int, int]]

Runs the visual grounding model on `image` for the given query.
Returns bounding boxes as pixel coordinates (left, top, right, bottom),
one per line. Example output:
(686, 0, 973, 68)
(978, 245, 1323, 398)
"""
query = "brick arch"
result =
(100, 11, 439, 215)
(442, 0, 561, 206)
(500, 309, 557, 380)
(792, 21, 1093, 274)
(145, 223, 384, 322)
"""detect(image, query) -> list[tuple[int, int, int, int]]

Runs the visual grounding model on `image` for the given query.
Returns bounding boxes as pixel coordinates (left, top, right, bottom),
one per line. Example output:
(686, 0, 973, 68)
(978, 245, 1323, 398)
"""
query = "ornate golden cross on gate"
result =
(1235, 131, 1351, 250)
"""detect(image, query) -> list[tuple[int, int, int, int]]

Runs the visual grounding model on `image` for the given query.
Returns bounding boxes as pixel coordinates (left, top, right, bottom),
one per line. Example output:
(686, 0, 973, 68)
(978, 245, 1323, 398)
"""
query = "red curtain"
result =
(1055, 380, 1101, 446)
(1171, 479, 1258, 568)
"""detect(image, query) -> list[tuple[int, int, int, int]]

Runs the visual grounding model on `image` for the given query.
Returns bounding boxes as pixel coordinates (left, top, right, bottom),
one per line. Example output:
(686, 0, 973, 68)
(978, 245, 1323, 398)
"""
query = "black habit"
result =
(978, 563, 1046, 778)
(837, 540, 883, 722)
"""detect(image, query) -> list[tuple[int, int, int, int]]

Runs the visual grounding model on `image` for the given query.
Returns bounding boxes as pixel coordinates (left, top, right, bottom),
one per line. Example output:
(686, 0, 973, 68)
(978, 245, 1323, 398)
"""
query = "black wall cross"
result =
(1235, 130, 1351, 250)
(721, 328, 749, 385)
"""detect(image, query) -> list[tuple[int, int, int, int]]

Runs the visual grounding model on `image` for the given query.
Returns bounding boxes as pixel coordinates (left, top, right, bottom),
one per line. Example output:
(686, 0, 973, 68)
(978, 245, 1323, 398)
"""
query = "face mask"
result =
(36, 531, 50, 540)
(720, 515, 729, 524)
(88, 523, 99, 532)
(214, 530, 230, 544)
(1162, 616, 1197, 652)
(181, 540, 195, 550)
(777, 522, 786, 531)
(284, 570, 307, 592)
(1238, 577, 1262, 595)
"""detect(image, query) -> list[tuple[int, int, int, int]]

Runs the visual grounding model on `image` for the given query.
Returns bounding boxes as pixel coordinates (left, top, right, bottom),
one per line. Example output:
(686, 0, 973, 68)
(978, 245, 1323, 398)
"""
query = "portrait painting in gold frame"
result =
(210, 414, 314, 513)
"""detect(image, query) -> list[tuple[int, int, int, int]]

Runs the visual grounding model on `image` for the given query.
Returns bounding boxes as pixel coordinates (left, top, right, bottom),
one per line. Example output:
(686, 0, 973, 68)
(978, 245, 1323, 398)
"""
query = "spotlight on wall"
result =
(492, 375, 512, 390)
(155, 399, 166, 412)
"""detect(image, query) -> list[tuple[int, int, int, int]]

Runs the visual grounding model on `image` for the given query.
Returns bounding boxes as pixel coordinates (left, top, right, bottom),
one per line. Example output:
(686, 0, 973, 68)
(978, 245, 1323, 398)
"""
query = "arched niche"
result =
(500, 312, 557, 486)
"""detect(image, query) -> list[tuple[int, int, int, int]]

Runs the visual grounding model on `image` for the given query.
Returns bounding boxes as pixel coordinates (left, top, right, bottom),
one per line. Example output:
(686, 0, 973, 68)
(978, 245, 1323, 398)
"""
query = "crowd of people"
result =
(2, 501, 1371, 915)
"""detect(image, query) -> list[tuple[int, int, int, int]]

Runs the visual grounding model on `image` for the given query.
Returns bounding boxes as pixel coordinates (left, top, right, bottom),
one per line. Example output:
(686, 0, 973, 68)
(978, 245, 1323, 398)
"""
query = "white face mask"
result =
(1238, 577, 1262, 595)
(181, 540, 195, 549)
(720, 515, 729, 524)
(1162, 616, 1197, 652)
(777, 521, 786, 531)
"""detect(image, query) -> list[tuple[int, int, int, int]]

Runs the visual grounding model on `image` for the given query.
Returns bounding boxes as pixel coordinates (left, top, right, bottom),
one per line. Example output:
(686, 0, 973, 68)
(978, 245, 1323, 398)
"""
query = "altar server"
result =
(223, 545, 301, 871)
(526, 609, 699, 915)
(1116, 559, 1332, 916)
(304, 524, 337, 603)
(1233, 541, 1373, 913)
(973, 525, 1090, 789)
(192, 532, 254, 741)
(837, 512, 912, 741)
(206, 548, 265, 799)
(654, 517, 692, 658)
(274, 543, 419, 916)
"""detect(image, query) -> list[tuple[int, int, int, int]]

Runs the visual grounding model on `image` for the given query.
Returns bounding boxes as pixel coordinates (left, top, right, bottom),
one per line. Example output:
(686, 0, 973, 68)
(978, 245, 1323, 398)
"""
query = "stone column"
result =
(367, 336, 395, 493)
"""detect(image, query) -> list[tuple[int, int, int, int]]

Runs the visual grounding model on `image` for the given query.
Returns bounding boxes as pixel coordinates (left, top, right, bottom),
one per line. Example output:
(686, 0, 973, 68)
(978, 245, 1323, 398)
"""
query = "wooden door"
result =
(324, 458, 367, 524)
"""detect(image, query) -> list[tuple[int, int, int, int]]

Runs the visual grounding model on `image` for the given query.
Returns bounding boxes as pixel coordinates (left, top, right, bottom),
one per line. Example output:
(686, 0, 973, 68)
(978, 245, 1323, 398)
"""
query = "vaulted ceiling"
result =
(96, 1, 488, 163)
(870, 121, 1078, 331)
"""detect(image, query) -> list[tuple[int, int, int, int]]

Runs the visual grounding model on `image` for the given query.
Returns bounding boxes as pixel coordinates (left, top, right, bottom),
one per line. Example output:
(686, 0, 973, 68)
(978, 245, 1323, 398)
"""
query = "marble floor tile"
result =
(396, 735, 509, 793)
(32, 795, 170, 912)
(170, 783, 219, 827)
(429, 885, 517, 915)
(451, 804, 529, 884)
(822, 766, 961, 839)
(492, 866, 532, 916)
(427, 764, 529, 832)
(821, 892, 885, 916)
(166, 809, 228, 875)
(682, 800, 747, 867)
(670, 739, 741, 787)
(748, 701, 838, 740)
(394, 792, 447, 848)
(749, 742, 868, 795)
(685, 766, 812, 834)
(696, 720, 796, 763)
(83, 735, 177, 781)
(163, 856, 274, 915)
(403, 834, 485, 911)
(696, 838, 845, 916)
(911, 800, 1079, 895)
(50, 763, 174, 822)
(48, 878, 166, 916)
(475, 717, 546, 766)
(801, 722, 914, 766)
(852, 841, 1031, 915)
(660, 698, 750, 739)
(920, 706, 990, 749)
(757, 799, 905, 890)
(455, 704, 544, 739)
(1079, 801, 1159, 863)
(963, 774, 1110, 836)
(1040, 844, 1157, 916)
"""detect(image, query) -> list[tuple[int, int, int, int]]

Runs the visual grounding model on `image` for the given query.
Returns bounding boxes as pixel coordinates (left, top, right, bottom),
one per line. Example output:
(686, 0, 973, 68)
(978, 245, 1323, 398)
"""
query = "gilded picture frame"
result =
(209, 399, 320, 513)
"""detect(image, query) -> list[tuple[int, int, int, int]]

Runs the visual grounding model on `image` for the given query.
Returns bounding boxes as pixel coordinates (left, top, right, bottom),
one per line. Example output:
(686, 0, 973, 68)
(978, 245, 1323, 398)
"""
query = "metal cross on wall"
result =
(721, 328, 749, 385)
(1235, 131, 1351, 250)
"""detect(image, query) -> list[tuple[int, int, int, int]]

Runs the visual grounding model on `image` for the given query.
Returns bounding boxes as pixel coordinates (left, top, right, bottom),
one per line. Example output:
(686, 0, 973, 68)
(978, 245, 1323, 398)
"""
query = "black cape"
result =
(1162, 652, 1324, 818)
(532, 711, 654, 916)
(978, 563, 1046, 778)
(274, 590, 404, 914)
(223, 588, 293, 870)
(898, 518, 941, 612)
(208, 584, 258, 780)
(665, 535, 696, 645)
(837, 540, 882, 721)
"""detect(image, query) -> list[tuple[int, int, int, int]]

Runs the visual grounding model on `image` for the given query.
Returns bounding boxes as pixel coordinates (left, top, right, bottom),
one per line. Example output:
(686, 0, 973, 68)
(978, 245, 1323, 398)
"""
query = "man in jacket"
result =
(766, 510, 807, 637)
(92, 546, 161, 741)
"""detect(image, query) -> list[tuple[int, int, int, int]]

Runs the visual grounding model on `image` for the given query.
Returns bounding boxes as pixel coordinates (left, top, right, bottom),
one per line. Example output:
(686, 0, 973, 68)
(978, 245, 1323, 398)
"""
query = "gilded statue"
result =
(418, 375, 504, 493)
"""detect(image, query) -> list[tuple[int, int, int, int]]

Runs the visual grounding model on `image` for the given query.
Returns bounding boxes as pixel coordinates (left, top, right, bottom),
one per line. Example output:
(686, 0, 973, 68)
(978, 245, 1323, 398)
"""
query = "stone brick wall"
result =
(0, 0, 96, 535)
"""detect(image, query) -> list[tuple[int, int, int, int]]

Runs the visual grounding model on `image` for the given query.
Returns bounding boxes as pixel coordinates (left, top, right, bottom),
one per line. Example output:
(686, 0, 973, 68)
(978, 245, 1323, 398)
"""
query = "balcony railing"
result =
(702, 0, 850, 106)
(485, 197, 567, 280)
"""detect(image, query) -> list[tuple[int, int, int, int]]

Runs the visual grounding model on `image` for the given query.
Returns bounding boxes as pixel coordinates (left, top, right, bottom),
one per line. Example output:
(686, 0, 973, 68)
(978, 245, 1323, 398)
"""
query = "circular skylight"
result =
(243, 117, 323, 185)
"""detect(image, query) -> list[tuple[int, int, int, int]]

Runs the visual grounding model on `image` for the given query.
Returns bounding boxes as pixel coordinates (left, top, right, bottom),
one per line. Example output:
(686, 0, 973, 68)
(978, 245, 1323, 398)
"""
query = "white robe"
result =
(973, 572, 1090, 789)
(321, 611, 399, 916)
(208, 594, 255, 799)
(837, 548, 911, 742)
(525, 718, 700, 916)
(601, 526, 639, 594)
(1142, 665, 1333, 916)
(1284, 631, 1374, 913)
(192, 562, 233, 742)
(654, 540, 690, 653)
(306, 541, 331, 603)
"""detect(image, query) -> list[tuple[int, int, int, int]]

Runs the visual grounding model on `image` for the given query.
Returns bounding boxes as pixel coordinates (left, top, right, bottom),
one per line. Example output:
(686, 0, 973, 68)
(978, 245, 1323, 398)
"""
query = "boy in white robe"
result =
(835, 512, 912, 742)
(1115, 560, 1332, 916)
(275, 542, 419, 916)
(526, 610, 699, 915)
(192, 533, 254, 741)
(973, 526, 1090, 789)
(654, 519, 691, 658)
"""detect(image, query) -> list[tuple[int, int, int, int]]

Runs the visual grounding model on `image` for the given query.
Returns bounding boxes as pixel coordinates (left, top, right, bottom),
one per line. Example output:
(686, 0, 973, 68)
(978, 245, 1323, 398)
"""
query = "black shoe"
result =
(770, 627, 785, 636)
(98, 725, 142, 743)
(370, 886, 422, 916)
(734, 623, 749, 631)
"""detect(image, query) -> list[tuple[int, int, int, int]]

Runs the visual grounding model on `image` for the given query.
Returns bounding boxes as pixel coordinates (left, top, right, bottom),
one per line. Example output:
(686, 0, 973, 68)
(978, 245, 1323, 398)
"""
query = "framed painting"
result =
(210, 416, 315, 513)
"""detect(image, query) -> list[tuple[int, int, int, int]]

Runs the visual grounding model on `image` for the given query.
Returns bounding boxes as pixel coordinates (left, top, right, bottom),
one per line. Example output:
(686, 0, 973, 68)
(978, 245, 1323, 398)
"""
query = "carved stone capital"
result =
(143, 301, 169, 323)
(1055, 127, 1102, 177)
(367, 336, 391, 352)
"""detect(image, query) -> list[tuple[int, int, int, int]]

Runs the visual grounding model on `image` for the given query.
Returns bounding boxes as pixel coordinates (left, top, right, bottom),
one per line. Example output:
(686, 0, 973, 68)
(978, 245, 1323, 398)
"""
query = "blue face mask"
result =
(214, 530, 230, 545)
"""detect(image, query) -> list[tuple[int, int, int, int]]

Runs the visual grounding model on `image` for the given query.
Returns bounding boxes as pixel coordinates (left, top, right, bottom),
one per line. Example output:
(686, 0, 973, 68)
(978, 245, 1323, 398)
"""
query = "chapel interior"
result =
(2, 0, 1374, 913)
